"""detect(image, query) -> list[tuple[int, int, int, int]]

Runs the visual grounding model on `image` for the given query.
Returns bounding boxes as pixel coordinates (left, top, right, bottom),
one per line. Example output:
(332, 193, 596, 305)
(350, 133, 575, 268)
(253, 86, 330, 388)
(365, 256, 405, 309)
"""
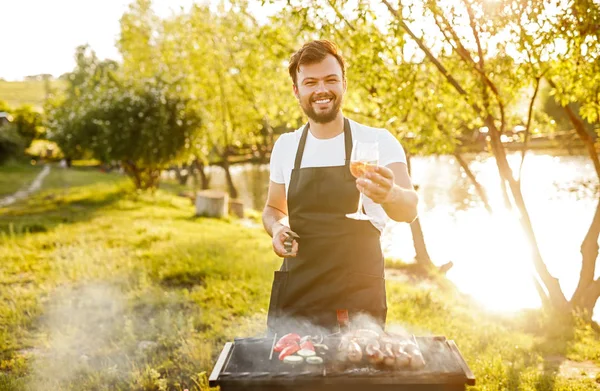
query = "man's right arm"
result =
(263, 181, 298, 257)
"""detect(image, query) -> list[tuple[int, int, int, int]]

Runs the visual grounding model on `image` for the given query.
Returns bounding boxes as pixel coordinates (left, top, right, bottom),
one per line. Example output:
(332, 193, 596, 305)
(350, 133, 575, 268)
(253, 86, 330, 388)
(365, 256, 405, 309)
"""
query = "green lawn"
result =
(0, 166, 599, 390)
(0, 80, 65, 110)
(0, 162, 43, 197)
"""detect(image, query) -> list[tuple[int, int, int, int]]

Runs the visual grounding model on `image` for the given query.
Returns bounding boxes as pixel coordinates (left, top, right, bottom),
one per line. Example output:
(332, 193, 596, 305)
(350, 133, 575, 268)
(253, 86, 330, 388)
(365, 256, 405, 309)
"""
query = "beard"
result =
(300, 92, 342, 124)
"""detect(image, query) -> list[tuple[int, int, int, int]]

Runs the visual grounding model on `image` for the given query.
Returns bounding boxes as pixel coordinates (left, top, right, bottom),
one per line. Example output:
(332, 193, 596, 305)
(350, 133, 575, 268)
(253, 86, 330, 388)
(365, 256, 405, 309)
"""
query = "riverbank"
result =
(0, 165, 599, 390)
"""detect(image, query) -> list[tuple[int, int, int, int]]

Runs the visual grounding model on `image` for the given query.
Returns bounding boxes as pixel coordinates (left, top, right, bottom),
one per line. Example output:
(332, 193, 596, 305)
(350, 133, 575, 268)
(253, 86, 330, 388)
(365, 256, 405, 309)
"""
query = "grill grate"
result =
(210, 336, 475, 391)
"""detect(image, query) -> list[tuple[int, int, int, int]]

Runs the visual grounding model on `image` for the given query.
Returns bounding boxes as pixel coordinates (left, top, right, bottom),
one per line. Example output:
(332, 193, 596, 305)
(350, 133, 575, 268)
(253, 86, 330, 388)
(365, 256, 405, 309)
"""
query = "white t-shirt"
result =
(269, 118, 407, 232)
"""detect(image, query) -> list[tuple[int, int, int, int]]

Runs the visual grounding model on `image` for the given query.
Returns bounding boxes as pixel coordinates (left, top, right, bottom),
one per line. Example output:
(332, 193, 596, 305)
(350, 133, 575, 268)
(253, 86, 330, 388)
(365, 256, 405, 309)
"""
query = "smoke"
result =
(255, 313, 462, 375)
(268, 312, 416, 338)
(27, 283, 129, 389)
(25, 280, 212, 390)
(267, 315, 334, 338)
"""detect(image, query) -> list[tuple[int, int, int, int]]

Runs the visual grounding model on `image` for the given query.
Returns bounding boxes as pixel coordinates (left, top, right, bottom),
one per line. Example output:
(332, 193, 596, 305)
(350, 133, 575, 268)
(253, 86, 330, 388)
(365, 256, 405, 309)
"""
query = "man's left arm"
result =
(357, 162, 418, 223)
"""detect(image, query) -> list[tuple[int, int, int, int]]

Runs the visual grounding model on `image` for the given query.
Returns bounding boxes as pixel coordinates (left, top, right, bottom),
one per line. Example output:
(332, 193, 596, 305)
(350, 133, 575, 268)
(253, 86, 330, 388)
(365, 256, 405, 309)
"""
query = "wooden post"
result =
(195, 190, 228, 218)
(229, 199, 244, 218)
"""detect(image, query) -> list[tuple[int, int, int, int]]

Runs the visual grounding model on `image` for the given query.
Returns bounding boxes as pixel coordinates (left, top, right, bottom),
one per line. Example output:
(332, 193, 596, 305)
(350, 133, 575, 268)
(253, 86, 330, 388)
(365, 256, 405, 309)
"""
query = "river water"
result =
(205, 151, 600, 320)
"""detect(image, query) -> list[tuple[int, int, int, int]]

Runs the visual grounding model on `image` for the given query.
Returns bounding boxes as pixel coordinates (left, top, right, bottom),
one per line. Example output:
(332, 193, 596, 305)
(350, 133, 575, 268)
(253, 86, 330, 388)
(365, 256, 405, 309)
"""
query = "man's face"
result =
(294, 54, 346, 124)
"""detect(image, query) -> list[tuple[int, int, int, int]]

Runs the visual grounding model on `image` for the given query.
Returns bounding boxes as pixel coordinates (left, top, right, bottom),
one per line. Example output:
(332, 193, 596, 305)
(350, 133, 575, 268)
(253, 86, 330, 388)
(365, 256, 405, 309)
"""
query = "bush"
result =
(0, 125, 25, 164)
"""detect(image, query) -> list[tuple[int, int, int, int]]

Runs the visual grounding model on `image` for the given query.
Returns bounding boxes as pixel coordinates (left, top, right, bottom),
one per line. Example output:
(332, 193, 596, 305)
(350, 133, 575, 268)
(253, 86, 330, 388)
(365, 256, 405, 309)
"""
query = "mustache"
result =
(311, 93, 335, 102)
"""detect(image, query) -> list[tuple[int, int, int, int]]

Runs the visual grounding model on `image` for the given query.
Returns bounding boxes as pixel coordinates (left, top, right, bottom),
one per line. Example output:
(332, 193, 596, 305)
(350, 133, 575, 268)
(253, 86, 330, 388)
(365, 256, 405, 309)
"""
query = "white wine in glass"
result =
(347, 141, 379, 220)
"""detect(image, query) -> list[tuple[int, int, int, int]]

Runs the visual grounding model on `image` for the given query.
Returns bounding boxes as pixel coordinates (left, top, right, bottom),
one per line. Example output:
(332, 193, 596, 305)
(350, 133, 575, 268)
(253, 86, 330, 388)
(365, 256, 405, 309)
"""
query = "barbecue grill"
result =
(209, 335, 475, 390)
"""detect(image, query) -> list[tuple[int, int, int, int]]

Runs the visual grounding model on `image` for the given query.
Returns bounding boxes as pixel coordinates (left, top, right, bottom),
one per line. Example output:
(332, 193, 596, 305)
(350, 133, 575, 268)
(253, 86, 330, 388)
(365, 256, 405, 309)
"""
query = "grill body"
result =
(210, 336, 475, 391)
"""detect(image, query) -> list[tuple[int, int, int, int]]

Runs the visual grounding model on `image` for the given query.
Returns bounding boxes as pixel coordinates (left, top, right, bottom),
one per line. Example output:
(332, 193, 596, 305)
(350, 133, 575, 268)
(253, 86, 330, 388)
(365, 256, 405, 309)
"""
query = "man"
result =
(263, 40, 418, 334)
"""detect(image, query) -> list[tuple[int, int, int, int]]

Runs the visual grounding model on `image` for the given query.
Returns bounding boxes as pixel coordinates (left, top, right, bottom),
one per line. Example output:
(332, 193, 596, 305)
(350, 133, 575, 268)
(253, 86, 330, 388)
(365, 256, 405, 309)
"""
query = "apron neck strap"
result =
(294, 118, 353, 170)
(343, 118, 352, 166)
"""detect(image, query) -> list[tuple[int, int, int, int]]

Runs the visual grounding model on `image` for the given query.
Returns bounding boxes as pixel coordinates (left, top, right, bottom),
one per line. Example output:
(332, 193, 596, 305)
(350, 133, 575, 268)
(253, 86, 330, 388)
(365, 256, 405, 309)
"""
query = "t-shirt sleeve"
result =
(269, 135, 286, 184)
(378, 129, 407, 167)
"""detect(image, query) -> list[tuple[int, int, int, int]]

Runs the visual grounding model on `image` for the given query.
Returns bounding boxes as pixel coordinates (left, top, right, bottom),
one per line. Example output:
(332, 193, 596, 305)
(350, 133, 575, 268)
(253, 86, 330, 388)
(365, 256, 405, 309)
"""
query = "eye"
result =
(305, 81, 316, 86)
(326, 79, 338, 84)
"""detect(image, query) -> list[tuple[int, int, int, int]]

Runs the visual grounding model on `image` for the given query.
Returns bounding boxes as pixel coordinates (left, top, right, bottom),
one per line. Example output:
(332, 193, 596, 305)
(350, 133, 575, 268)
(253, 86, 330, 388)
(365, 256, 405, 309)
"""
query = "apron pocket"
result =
(267, 271, 288, 329)
(345, 272, 387, 312)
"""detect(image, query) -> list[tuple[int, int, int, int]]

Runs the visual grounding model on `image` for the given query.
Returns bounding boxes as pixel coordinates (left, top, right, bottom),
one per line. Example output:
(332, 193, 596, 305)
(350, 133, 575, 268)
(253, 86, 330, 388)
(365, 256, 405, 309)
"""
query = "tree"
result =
(0, 101, 41, 162)
(280, 0, 600, 318)
(11, 105, 44, 149)
(45, 45, 119, 161)
(0, 126, 24, 164)
(84, 79, 202, 189)
(377, 0, 600, 317)
(542, 0, 600, 319)
(46, 45, 202, 189)
(117, 1, 302, 197)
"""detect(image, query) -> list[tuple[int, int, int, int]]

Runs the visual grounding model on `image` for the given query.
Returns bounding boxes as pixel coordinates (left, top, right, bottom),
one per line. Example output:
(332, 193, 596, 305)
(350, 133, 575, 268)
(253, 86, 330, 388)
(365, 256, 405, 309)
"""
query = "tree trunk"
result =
(221, 158, 238, 199)
(570, 193, 600, 319)
(453, 152, 493, 214)
(406, 155, 435, 269)
(499, 178, 513, 210)
(122, 161, 142, 189)
(174, 164, 190, 186)
(487, 118, 570, 311)
(195, 159, 211, 190)
(544, 79, 600, 318)
(410, 218, 435, 268)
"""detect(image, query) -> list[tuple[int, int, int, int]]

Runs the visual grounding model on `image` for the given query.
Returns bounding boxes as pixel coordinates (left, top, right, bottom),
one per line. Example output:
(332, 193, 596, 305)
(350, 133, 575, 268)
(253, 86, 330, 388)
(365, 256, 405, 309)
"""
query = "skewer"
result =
(269, 333, 277, 361)
(412, 334, 420, 349)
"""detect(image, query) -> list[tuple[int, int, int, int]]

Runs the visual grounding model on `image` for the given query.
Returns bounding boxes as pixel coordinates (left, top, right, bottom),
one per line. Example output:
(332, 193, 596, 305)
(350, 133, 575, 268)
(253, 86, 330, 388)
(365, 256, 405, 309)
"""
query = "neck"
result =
(308, 112, 345, 139)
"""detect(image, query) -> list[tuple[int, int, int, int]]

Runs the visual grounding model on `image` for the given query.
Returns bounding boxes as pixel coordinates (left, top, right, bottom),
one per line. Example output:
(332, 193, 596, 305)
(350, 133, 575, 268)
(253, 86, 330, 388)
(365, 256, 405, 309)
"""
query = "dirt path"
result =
(0, 165, 51, 207)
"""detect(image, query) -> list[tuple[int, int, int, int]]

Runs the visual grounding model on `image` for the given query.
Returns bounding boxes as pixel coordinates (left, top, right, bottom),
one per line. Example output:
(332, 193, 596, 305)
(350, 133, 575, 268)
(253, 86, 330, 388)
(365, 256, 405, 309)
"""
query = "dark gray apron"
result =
(267, 118, 387, 334)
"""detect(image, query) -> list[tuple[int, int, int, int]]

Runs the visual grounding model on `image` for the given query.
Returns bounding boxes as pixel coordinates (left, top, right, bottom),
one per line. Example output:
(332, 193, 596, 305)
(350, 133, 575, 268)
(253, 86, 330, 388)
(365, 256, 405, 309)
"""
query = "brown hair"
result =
(288, 40, 346, 86)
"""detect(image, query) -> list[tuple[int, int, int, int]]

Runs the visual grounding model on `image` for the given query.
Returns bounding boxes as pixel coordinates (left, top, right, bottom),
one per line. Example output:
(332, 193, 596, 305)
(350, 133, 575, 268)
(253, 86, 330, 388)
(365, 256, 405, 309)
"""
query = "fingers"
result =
(374, 165, 394, 179)
(273, 238, 287, 257)
(273, 229, 299, 258)
(365, 168, 393, 189)
(278, 239, 298, 257)
(357, 167, 394, 204)
(288, 240, 299, 256)
(357, 181, 389, 202)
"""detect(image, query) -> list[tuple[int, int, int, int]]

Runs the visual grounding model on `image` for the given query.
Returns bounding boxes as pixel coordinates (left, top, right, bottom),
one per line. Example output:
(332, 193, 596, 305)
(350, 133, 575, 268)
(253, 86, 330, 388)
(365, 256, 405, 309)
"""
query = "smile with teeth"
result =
(313, 97, 333, 104)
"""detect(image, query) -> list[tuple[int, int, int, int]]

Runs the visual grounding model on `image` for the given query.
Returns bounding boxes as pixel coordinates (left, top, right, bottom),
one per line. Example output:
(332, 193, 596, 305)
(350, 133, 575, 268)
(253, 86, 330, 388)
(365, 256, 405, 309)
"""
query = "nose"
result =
(315, 81, 328, 93)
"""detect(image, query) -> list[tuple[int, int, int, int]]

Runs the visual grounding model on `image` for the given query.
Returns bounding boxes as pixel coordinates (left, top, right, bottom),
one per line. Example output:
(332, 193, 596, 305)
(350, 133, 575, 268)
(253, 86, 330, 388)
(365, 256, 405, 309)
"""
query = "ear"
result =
(343, 79, 347, 93)
(293, 84, 299, 100)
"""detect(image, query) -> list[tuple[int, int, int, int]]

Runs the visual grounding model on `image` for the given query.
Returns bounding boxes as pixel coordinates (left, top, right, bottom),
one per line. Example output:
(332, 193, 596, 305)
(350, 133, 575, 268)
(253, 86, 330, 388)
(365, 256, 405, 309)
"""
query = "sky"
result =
(0, 0, 567, 81)
(0, 0, 204, 81)
(0, 0, 478, 81)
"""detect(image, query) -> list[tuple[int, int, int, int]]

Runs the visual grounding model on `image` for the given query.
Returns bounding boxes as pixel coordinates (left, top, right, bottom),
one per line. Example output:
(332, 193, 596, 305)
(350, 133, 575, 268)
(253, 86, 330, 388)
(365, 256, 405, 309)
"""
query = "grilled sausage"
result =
(365, 343, 384, 365)
(347, 340, 363, 363)
(382, 343, 395, 367)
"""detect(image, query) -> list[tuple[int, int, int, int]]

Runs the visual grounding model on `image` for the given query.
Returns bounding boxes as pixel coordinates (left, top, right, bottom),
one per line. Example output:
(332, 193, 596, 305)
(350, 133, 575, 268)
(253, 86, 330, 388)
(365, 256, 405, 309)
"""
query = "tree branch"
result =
(461, 0, 506, 132)
(381, 0, 479, 112)
(518, 77, 541, 180)
(454, 151, 493, 214)
(546, 76, 600, 181)
(326, 0, 356, 31)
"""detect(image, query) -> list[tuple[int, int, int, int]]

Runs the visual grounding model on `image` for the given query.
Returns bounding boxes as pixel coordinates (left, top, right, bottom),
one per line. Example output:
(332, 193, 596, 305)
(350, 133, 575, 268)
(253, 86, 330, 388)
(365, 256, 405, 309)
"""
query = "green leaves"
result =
(45, 46, 202, 189)
(44, 0, 600, 185)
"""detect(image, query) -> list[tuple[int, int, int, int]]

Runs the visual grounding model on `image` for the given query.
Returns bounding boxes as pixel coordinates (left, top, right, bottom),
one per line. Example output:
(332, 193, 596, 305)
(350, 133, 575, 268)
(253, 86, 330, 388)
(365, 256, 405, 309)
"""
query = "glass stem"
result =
(357, 190, 364, 214)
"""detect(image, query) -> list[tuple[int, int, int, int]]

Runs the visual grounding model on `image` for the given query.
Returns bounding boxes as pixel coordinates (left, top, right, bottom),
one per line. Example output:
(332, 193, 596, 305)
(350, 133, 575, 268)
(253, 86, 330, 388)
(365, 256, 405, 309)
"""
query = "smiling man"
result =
(262, 40, 418, 334)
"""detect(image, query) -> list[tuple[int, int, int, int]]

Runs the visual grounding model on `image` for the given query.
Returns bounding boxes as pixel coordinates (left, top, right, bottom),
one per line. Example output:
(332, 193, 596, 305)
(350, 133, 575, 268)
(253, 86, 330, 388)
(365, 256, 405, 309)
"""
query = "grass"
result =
(0, 164, 599, 390)
(0, 80, 65, 110)
(0, 162, 43, 197)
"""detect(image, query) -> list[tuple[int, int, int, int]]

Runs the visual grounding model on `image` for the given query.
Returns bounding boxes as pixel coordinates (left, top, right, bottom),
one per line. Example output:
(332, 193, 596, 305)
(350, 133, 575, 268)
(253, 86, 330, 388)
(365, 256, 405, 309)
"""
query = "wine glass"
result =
(347, 141, 379, 220)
